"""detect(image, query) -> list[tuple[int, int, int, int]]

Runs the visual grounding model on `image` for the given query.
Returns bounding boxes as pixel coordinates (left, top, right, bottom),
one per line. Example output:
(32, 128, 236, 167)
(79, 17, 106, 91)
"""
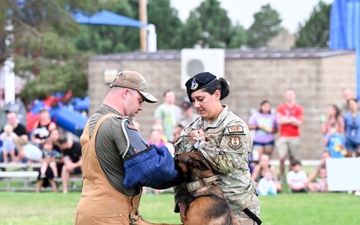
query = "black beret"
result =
(185, 72, 217, 102)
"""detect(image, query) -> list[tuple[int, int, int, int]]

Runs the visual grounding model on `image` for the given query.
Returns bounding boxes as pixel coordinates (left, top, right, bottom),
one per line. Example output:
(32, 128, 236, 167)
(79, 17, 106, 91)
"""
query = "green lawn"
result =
(0, 191, 358, 225)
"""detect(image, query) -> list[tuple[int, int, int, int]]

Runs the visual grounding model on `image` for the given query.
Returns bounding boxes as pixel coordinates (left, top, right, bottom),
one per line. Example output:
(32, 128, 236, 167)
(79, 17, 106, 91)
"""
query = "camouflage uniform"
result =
(174, 105, 261, 225)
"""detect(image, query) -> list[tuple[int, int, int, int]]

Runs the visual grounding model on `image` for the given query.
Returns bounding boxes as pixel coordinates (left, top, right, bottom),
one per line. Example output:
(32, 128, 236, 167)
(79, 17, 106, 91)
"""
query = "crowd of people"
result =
(2, 70, 359, 224)
(247, 87, 360, 196)
(0, 108, 82, 193)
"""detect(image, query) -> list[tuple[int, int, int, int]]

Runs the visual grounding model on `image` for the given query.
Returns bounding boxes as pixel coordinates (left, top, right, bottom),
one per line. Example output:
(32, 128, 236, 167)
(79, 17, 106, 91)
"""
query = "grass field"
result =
(0, 191, 359, 225)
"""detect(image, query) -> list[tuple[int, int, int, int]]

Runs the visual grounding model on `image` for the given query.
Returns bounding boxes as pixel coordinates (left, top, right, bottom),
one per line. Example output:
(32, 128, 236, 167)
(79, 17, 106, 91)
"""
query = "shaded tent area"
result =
(330, 0, 360, 98)
(73, 10, 147, 27)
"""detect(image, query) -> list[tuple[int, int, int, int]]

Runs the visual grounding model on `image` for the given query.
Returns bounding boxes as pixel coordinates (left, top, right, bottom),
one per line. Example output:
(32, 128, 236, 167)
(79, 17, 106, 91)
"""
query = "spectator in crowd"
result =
(321, 104, 345, 136)
(344, 98, 360, 157)
(31, 108, 56, 146)
(178, 100, 199, 127)
(36, 139, 61, 193)
(174, 72, 261, 225)
(257, 170, 278, 196)
(248, 100, 278, 159)
(2, 111, 28, 141)
(276, 89, 304, 180)
(39, 139, 60, 178)
(154, 90, 182, 143)
(286, 160, 308, 193)
(49, 127, 62, 152)
(308, 151, 331, 183)
(323, 122, 346, 158)
(147, 128, 166, 147)
(251, 154, 282, 193)
(307, 167, 328, 193)
(58, 137, 82, 194)
(340, 88, 355, 115)
(0, 124, 18, 163)
(15, 137, 42, 163)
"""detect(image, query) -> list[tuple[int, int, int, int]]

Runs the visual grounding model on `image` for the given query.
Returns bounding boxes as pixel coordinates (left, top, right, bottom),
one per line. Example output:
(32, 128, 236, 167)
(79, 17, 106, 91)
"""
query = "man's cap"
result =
(181, 101, 192, 110)
(110, 70, 158, 103)
(185, 72, 217, 102)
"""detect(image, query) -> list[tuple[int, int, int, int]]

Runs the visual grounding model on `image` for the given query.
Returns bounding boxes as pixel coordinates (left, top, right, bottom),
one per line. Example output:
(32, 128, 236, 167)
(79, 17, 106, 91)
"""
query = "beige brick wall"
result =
(88, 51, 356, 159)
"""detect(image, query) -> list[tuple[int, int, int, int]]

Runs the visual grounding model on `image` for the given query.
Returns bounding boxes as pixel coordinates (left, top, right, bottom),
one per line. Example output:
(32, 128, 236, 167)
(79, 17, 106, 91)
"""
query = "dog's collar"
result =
(186, 175, 219, 192)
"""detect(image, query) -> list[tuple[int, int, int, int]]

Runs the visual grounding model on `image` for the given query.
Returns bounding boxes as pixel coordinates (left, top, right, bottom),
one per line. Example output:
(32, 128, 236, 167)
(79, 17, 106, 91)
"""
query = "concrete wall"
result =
(88, 50, 356, 159)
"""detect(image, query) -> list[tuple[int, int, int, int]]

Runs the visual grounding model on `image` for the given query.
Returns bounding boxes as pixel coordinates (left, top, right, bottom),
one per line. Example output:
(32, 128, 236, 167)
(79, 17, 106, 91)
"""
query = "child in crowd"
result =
(39, 139, 61, 178)
(308, 168, 328, 193)
(0, 124, 18, 163)
(36, 139, 61, 193)
(15, 137, 42, 163)
(323, 123, 346, 158)
(286, 160, 308, 193)
(257, 170, 277, 196)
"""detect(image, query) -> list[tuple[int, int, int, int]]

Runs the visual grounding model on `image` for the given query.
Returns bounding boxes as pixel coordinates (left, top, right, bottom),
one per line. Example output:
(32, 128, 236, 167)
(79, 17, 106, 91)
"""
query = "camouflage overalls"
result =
(174, 105, 261, 225)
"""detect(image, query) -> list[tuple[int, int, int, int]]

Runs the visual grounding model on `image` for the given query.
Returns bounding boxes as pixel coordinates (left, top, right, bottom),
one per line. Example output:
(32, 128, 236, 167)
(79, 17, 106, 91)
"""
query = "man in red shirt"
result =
(276, 89, 304, 180)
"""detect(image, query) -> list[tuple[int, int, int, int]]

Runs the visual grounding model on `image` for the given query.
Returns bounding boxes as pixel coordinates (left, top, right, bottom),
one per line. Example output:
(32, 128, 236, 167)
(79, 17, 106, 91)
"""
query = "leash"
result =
(186, 175, 219, 192)
(243, 208, 262, 225)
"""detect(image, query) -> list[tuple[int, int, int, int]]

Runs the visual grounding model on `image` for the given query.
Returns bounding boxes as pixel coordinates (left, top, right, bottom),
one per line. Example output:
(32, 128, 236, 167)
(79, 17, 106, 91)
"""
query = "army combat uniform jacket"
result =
(174, 105, 259, 219)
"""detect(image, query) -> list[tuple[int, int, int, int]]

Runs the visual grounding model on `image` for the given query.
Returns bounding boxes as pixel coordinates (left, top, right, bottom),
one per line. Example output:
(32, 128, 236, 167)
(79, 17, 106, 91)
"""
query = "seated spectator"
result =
(39, 139, 60, 178)
(0, 124, 18, 163)
(58, 137, 82, 194)
(2, 111, 28, 141)
(308, 168, 328, 193)
(257, 170, 278, 196)
(252, 154, 282, 193)
(152, 124, 168, 143)
(15, 138, 42, 163)
(31, 108, 56, 146)
(36, 139, 61, 193)
(323, 123, 346, 158)
(308, 151, 331, 183)
(49, 127, 63, 152)
(286, 160, 308, 193)
(147, 129, 166, 146)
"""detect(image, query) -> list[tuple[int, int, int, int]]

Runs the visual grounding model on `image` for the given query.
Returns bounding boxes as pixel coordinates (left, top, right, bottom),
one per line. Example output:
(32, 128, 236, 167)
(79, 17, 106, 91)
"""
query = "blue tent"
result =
(330, 0, 360, 99)
(73, 10, 147, 27)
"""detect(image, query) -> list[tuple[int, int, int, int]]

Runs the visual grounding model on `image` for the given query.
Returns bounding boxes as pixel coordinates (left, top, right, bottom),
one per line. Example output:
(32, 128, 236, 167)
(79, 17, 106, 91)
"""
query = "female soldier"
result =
(174, 72, 261, 225)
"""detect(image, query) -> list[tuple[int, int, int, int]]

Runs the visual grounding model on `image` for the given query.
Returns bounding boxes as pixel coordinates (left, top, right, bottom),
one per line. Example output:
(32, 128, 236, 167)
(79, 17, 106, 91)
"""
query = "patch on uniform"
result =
(229, 136, 242, 149)
(228, 125, 244, 133)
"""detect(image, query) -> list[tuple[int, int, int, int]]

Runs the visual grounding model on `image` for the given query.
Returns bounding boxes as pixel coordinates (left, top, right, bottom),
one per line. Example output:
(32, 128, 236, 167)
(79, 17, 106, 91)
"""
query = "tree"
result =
(147, 0, 184, 49)
(73, 0, 142, 54)
(177, 0, 238, 48)
(246, 4, 283, 48)
(1, 0, 102, 104)
(295, 1, 331, 48)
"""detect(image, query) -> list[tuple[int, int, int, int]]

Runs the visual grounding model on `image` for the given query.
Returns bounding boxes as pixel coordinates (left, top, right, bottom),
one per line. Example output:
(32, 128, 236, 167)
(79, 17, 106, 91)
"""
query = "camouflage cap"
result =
(110, 70, 158, 103)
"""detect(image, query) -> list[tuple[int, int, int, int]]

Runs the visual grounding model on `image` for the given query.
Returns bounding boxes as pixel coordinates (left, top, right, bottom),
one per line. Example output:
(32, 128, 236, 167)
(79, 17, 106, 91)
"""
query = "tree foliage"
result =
(246, 4, 283, 48)
(177, 0, 245, 48)
(147, 0, 184, 49)
(1, 0, 102, 104)
(73, 0, 141, 54)
(295, 1, 331, 48)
